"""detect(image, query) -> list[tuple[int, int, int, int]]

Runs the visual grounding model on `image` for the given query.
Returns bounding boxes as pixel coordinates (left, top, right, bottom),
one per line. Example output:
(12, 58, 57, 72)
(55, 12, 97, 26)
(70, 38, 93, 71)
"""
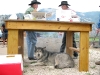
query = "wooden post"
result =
(18, 30, 24, 58)
(66, 31, 73, 57)
(79, 31, 89, 71)
(7, 30, 18, 54)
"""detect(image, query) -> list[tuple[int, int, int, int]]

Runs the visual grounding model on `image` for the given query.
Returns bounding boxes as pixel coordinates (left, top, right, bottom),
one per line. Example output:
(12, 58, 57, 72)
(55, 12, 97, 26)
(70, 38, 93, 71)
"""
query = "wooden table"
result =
(5, 20, 93, 72)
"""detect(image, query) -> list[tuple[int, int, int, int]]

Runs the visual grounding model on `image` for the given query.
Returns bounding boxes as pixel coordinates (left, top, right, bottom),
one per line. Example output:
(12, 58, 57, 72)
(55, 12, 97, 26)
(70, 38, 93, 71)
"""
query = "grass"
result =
(85, 72, 91, 75)
(90, 65, 96, 69)
(75, 37, 99, 42)
(30, 61, 36, 64)
(24, 65, 29, 68)
(89, 38, 99, 42)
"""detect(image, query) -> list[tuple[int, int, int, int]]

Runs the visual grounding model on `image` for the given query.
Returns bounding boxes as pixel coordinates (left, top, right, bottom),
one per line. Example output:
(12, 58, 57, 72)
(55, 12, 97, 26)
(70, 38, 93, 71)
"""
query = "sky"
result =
(0, 0, 100, 14)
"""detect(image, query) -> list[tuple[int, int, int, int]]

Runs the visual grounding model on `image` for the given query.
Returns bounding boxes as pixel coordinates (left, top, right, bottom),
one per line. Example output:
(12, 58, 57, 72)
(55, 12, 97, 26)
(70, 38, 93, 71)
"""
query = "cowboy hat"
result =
(59, 1, 70, 7)
(29, 0, 41, 5)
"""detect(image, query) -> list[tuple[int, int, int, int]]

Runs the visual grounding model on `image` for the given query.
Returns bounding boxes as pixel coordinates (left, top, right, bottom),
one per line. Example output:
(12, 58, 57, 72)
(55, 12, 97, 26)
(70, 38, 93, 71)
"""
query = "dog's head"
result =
(34, 46, 46, 60)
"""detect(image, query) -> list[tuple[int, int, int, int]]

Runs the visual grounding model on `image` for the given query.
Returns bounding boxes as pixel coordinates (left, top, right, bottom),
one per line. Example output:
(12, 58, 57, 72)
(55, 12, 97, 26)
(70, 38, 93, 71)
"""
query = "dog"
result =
(33, 47, 75, 69)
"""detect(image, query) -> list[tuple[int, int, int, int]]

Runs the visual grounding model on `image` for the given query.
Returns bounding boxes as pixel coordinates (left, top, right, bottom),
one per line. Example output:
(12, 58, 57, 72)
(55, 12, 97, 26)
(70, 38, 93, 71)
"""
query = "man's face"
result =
(32, 4, 38, 9)
(61, 5, 68, 10)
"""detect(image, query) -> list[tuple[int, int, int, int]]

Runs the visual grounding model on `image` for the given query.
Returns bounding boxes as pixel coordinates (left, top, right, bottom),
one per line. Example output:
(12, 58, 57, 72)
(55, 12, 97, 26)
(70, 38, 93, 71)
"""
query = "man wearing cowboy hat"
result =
(95, 5, 100, 65)
(25, 0, 41, 60)
(59, 1, 79, 58)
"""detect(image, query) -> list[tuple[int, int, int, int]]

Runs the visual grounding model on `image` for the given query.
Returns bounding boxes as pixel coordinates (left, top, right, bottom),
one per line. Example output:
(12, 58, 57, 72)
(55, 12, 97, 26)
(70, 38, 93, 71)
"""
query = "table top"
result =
(5, 20, 94, 25)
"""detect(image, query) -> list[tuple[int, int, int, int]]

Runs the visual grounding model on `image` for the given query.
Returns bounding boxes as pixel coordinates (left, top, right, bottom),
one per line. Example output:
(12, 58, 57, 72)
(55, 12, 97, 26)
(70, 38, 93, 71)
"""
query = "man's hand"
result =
(72, 15, 78, 18)
(96, 28, 100, 33)
(58, 32, 64, 34)
(1, 27, 3, 32)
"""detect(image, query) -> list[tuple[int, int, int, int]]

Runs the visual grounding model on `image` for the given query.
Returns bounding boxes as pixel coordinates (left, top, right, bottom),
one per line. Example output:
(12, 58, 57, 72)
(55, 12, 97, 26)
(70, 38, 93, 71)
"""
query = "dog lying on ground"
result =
(33, 47, 75, 69)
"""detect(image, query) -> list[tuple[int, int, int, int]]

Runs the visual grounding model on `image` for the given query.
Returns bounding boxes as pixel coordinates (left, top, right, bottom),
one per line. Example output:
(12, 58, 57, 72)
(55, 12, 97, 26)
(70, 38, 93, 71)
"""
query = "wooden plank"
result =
(7, 30, 18, 54)
(79, 31, 89, 71)
(66, 32, 73, 57)
(6, 21, 92, 31)
(5, 20, 94, 25)
(18, 30, 24, 58)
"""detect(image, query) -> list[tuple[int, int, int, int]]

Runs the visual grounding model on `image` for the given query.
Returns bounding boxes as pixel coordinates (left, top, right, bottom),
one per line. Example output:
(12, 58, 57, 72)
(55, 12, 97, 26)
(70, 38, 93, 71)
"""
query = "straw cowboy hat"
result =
(59, 1, 70, 7)
(29, 0, 41, 5)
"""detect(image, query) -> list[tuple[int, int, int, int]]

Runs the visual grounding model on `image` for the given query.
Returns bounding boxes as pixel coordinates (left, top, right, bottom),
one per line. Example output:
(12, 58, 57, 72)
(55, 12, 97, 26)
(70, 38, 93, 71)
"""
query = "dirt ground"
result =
(0, 37, 100, 75)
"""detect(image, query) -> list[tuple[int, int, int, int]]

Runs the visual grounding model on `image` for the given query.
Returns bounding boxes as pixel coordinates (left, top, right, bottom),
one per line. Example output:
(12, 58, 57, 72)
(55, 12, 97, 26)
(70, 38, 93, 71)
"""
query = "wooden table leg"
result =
(79, 31, 89, 71)
(18, 30, 24, 58)
(66, 31, 73, 57)
(7, 30, 19, 54)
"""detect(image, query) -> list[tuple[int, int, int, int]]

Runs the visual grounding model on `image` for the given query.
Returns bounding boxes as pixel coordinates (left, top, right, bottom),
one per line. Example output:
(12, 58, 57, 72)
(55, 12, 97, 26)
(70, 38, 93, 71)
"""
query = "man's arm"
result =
(71, 10, 78, 18)
(25, 7, 34, 14)
(71, 10, 80, 22)
(25, 10, 31, 14)
(98, 20, 100, 29)
(1, 26, 3, 33)
(97, 20, 100, 32)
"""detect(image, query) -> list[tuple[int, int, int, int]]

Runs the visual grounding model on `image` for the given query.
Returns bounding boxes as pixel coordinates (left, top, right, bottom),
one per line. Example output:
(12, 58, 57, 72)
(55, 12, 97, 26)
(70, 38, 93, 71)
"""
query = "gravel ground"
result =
(23, 48, 100, 75)
(0, 37, 100, 75)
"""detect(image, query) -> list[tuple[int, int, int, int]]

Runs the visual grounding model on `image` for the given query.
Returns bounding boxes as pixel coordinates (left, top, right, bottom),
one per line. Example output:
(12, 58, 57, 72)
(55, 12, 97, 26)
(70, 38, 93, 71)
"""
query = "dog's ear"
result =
(43, 47, 46, 50)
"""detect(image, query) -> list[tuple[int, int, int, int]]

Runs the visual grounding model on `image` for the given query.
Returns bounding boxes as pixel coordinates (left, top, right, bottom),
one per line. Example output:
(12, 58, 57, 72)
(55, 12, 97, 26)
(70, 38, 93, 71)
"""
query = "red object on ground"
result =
(0, 63, 22, 75)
